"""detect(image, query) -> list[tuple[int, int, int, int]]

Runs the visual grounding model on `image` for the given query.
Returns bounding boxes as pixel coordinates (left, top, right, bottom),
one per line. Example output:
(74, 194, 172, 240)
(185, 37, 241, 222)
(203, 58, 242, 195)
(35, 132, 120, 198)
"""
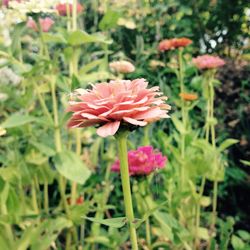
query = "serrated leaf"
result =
(53, 151, 91, 184)
(1, 114, 36, 128)
(84, 216, 127, 228)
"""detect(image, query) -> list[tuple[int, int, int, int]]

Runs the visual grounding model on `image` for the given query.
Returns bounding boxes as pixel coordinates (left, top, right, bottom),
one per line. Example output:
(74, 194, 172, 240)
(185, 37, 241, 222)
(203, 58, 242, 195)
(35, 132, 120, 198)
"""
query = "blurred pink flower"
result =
(67, 79, 171, 137)
(158, 38, 192, 51)
(109, 60, 135, 74)
(192, 55, 225, 69)
(56, 3, 84, 16)
(2, 0, 21, 7)
(111, 146, 167, 176)
(27, 17, 54, 32)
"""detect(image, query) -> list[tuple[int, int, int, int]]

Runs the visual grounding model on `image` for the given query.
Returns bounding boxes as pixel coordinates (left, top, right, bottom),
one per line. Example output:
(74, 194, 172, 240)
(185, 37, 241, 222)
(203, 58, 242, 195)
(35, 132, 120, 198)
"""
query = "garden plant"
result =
(0, 0, 249, 250)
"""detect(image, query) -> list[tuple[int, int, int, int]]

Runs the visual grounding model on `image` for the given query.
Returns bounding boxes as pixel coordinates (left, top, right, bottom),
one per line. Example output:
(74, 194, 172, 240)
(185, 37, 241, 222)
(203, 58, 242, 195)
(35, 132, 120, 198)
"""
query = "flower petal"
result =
(123, 117, 147, 126)
(96, 121, 120, 137)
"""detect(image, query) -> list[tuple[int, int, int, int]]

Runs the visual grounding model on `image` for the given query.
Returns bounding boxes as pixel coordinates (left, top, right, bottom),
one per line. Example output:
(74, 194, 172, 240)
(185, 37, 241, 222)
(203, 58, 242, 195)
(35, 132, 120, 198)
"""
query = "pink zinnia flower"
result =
(56, 3, 84, 16)
(158, 38, 192, 51)
(111, 146, 167, 176)
(66, 79, 171, 137)
(27, 17, 54, 32)
(109, 60, 135, 74)
(192, 55, 225, 70)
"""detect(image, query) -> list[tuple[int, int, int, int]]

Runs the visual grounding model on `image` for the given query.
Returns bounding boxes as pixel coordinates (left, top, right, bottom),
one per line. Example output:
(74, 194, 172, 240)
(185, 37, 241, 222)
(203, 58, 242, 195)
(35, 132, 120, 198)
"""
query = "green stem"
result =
(178, 48, 186, 191)
(146, 218, 151, 247)
(31, 180, 39, 214)
(116, 132, 138, 250)
(44, 181, 49, 214)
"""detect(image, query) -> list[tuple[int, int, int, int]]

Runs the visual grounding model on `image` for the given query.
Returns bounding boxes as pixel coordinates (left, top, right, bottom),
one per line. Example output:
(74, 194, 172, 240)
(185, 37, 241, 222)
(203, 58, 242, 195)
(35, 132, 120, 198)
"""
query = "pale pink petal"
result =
(96, 121, 120, 137)
(123, 117, 147, 126)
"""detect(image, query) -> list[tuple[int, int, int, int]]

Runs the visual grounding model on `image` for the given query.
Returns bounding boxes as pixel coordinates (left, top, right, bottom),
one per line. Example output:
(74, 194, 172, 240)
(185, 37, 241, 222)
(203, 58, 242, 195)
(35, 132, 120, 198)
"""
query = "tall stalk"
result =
(178, 48, 186, 192)
(115, 131, 138, 250)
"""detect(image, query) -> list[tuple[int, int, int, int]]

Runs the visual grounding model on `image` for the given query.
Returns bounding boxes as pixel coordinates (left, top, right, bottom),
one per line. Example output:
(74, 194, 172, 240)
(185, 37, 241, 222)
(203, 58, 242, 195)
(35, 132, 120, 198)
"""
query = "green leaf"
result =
(84, 216, 127, 228)
(67, 30, 112, 46)
(231, 235, 245, 250)
(197, 227, 209, 240)
(99, 10, 120, 31)
(237, 230, 250, 241)
(53, 150, 91, 184)
(42, 33, 67, 44)
(79, 59, 104, 75)
(240, 160, 250, 167)
(30, 141, 56, 157)
(171, 115, 186, 134)
(1, 113, 36, 128)
(218, 139, 239, 152)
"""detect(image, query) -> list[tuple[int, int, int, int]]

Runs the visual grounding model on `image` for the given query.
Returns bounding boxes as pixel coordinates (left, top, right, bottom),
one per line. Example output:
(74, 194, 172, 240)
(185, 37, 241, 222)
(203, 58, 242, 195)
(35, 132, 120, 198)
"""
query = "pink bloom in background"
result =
(56, 3, 84, 16)
(111, 146, 167, 176)
(158, 38, 192, 51)
(2, 0, 21, 7)
(27, 17, 54, 32)
(192, 55, 225, 70)
(67, 79, 171, 137)
(109, 60, 135, 74)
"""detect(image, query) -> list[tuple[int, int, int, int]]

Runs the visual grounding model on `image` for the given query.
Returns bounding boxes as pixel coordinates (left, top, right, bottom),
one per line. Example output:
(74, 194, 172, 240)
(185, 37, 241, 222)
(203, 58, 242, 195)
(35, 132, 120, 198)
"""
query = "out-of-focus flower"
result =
(158, 38, 192, 51)
(66, 79, 171, 137)
(56, 2, 83, 16)
(2, 0, 21, 8)
(109, 60, 135, 74)
(8, 0, 58, 14)
(149, 60, 165, 70)
(0, 93, 8, 102)
(67, 196, 84, 205)
(179, 93, 198, 101)
(192, 55, 225, 70)
(111, 146, 167, 176)
(0, 67, 21, 85)
(27, 17, 54, 32)
(117, 18, 136, 29)
(0, 127, 7, 136)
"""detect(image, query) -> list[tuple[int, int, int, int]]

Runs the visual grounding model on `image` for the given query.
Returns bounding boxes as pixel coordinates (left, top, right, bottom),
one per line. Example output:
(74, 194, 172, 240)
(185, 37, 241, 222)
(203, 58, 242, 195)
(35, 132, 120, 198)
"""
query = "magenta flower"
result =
(66, 79, 170, 137)
(27, 17, 54, 32)
(192, 55, 225, 70)
(111, 146, 167, 176)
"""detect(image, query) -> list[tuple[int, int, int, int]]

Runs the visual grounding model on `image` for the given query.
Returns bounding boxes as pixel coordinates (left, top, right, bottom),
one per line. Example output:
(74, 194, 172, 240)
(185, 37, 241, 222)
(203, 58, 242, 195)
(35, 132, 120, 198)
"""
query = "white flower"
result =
(0, 67, 21, 86)
(0, 93, 8, 102)
(0, 127, 7, 137)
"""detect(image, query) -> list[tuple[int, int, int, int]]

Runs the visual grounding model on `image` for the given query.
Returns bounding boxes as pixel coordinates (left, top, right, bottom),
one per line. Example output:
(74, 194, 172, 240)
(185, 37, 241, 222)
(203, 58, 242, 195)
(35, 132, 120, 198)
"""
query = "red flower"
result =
(158, 38, 192, 51)
(111, 146, 167, 176)
(56, 3, 84, 16)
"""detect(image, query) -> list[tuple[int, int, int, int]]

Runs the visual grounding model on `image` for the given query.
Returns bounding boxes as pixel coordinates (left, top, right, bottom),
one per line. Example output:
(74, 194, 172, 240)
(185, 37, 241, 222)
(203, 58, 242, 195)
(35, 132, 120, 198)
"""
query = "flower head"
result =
(109, 60, 135, 74)
(179, 93, 198, 101)
(27, 17, 54, 32)
(192, 55, 225, 70)
(111, 146, 167, 176)
(67, 79, 171, 137)
(56, 2, 84, 16)
(158, 38, 192, 51)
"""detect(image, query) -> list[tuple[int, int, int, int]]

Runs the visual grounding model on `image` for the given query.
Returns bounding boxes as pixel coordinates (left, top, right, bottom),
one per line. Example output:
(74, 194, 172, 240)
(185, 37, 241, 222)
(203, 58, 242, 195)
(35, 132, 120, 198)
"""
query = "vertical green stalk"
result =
(44, 181, 49, 214)
(178, 48, 186, 191)
(209, 75, 218, 234)
(116, 131, 138, 250)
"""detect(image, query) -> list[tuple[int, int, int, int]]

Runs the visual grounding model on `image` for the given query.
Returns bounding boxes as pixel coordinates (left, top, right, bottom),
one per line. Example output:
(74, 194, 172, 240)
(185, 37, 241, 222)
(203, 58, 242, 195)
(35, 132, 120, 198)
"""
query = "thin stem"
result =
(146, 218, 151, 247)
(31, 180, 39, 214)
(116, 132, 138, 250)
(178, 48, 186, 191)
(44, 181, 49, 214)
